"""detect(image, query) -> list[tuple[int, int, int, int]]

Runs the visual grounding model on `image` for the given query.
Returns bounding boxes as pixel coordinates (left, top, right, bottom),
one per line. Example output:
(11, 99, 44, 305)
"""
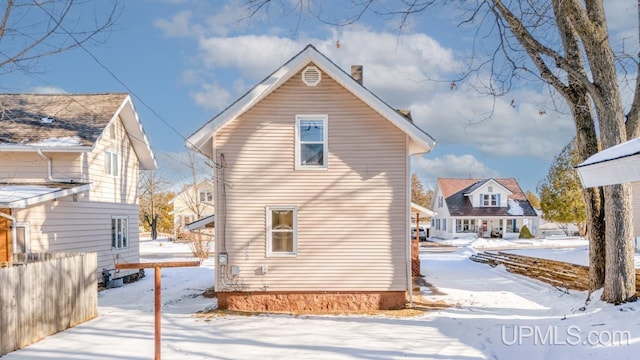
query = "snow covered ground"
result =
(4, 239, 639, 359)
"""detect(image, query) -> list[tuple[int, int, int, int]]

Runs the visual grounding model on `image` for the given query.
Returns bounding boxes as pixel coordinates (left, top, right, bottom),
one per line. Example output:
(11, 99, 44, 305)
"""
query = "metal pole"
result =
(155, 266, 161, 360)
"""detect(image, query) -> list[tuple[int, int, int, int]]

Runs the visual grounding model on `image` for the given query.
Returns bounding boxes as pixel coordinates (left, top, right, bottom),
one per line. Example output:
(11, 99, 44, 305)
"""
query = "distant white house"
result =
(430, 178, 539, 240)
(169, 179, 215, 239)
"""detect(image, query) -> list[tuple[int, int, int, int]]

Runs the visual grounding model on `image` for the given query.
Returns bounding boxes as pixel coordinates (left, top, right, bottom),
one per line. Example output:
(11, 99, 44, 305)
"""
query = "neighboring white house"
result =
(0, 93, 156, 280)
(169, 179, 215, 239)
(186, 44, 436, 311)
(430, 178, 539, 240)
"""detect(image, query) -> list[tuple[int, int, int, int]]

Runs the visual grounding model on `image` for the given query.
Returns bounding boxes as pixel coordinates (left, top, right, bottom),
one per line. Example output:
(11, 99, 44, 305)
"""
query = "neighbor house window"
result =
(199, 190, 213, 202)
(105, 150, 119, 177)
(13, 223, 30, 254)
(438, 196, 444, 208)
(112, 216, 128, 249)
(507, 219, 518, 233)
(482, 194, 498, 206)
(456, 219, 475, 233)
(295, 115, 328, 169)
(267, 206, 297, 256)
(110, 123, 117, 140)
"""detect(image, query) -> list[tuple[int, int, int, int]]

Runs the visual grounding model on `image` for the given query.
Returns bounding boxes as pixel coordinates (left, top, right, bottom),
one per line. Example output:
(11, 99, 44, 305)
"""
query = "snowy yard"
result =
(3, 239, 639, 359)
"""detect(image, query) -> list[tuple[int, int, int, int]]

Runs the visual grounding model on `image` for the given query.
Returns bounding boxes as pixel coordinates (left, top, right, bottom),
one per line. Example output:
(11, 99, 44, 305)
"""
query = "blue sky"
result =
(2, 0, 637, 194)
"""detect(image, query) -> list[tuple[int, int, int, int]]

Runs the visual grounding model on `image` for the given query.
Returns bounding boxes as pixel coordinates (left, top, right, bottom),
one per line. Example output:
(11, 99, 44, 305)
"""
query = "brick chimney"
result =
(351, 65, 363, 85)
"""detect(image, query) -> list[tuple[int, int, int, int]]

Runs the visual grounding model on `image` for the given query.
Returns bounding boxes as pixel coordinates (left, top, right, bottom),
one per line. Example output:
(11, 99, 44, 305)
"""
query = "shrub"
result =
(519, 224, 534, 239)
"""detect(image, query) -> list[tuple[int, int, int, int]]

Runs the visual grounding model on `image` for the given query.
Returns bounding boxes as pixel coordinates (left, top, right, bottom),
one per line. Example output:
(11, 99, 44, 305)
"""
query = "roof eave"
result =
(115, 96, 158, 170)
(1, 183, 91, 209)
(186, 45, 436, 155)
(0, 145, 92, 152)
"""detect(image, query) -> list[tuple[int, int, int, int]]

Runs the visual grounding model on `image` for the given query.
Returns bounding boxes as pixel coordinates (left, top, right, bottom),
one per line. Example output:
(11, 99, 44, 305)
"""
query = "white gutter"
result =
(36, 149, 75, 183)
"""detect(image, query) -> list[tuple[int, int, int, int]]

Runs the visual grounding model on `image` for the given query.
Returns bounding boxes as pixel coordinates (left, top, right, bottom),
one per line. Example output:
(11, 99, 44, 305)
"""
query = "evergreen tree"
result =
(537, 140, 586, 234)
(411, 173, 432, 208)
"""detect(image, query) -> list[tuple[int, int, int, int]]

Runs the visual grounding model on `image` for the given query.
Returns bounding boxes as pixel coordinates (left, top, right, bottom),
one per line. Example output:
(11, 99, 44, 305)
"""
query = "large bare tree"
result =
(244, 0, 637, 303)
(0, 0, 119, 75)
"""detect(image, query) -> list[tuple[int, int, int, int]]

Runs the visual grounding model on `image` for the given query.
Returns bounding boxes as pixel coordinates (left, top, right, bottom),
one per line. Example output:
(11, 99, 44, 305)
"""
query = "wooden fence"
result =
(471, 251, 640, 296)
(0, 252, 98, 356)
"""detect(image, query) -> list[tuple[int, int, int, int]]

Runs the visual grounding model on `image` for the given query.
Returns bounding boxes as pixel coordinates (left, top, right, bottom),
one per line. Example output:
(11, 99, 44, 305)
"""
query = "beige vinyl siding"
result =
(215, 65, 408, 292)
(14, 199, 140, 277)
(0, 116, 141, 278)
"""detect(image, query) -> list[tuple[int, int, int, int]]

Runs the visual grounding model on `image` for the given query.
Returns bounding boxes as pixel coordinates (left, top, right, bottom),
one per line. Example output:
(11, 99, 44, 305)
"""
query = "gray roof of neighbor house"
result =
(0, 93, 156, 169)
(437, 178, 537, 217)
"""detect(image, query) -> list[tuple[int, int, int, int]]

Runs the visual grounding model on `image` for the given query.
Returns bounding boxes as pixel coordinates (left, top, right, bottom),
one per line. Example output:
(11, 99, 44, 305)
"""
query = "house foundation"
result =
(216, 291, 407, 312)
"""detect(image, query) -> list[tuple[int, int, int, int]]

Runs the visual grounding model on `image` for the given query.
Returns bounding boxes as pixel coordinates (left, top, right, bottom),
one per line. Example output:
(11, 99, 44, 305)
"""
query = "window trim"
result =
(266, 206, 298, 257)
(105, 150, 119, 177)
(111, 216, 129, 250)
(13, 222, 30, 254)
(295, 115, 328, 170)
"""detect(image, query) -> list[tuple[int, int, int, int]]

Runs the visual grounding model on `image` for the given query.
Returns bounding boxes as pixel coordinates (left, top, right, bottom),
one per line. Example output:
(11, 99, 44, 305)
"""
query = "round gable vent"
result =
(302, 66, 321, 86)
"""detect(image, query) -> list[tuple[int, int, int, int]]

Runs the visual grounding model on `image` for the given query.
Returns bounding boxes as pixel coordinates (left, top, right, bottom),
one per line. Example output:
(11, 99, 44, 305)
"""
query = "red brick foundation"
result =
(216, 291, 407, 312)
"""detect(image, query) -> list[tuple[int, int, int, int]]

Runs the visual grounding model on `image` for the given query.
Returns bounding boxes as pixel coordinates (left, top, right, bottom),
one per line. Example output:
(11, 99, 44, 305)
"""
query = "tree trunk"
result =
(602, 184, 637, 303)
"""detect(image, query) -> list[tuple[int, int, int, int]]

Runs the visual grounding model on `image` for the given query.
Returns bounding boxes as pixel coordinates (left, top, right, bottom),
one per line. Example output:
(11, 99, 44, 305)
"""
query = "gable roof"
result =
(576, 136, 640, 187)
(0, 93, 157, 170)
(436, 178, 536, 217)
(186, 44, 436, 157)
(462, 178, 512, 196)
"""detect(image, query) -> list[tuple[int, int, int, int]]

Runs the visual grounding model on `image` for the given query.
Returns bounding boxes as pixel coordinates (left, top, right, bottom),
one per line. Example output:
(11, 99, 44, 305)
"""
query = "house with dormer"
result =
(430, 178, 538, 239)
(186, 45, 436, 311)
(0, 93, 156, 280)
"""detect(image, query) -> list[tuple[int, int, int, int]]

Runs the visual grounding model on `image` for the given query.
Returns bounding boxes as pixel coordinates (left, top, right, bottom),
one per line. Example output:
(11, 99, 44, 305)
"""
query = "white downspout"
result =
(36, 149, 73, 183)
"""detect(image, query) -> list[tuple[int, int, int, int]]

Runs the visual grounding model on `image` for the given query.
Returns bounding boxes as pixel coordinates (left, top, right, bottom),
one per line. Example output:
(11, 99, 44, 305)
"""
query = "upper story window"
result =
(267, 206, 297, 257)
(199, 190, 213, 202)
(438, 196, 444, 208)
(482, 194, 498, 207)
(105, 150, 119, 177)
(295, 115, 328, 170)
(110, 123, 116, 140)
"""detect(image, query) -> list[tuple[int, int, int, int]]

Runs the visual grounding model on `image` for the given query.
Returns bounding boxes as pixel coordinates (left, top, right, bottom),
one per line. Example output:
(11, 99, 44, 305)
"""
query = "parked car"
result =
(411, 226, 427, 241)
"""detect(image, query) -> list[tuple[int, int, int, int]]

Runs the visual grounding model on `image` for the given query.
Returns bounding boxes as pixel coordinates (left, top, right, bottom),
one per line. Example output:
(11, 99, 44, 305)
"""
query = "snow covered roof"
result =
(0, 182, 90, 208)
(0, 93, 157, 170)
(576, 136, 640, 187)
(186, 44, 436, 157)
(185, 215, 215, 231)
(411, 202, 436, 218)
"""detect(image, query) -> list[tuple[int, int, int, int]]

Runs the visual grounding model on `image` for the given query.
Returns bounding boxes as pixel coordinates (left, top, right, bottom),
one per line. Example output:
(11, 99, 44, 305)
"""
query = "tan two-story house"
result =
(187, 45, 436, 311)
(0, 93, 156, 281)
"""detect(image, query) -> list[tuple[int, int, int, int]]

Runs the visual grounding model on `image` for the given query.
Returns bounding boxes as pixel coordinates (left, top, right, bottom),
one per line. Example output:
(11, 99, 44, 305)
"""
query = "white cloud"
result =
(412, 154, 500, 188)
(30, 86, 66, 94)
(187, 26, 575, 159)
(189, 82, 233, 111)
(153, 10, 203, 37)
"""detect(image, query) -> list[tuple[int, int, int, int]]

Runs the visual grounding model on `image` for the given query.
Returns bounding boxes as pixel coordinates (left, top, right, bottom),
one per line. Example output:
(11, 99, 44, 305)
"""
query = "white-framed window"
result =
(13, 223, 30, 254)
(199, 190, 213, 202)
(110, 123, 117, 140)
(111, 216, 128, 249)
(105, 150, 119, 177)
(295, 115, 328, 170)
(507, 219, 518, 233)
(456, 219, 476, 233)
(266, 206, 297, 256)
(438, 196, 444, 208)
(482, 194, 498, 207)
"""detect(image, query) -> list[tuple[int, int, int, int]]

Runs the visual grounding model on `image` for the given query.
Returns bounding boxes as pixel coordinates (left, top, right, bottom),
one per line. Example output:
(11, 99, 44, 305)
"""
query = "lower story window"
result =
(267, 206, 297, 256)
(456, 219, 476, 233)
(112, 216, 128, 249)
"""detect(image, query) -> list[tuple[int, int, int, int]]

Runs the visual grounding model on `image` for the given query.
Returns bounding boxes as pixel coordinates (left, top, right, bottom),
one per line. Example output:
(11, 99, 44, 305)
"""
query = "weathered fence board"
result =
(0, 252, 97, 356)
(470, 251, 640, 295)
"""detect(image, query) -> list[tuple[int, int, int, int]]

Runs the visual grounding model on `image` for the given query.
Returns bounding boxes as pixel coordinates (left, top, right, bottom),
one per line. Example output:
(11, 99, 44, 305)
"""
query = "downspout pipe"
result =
(36, 149, 74, 183)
